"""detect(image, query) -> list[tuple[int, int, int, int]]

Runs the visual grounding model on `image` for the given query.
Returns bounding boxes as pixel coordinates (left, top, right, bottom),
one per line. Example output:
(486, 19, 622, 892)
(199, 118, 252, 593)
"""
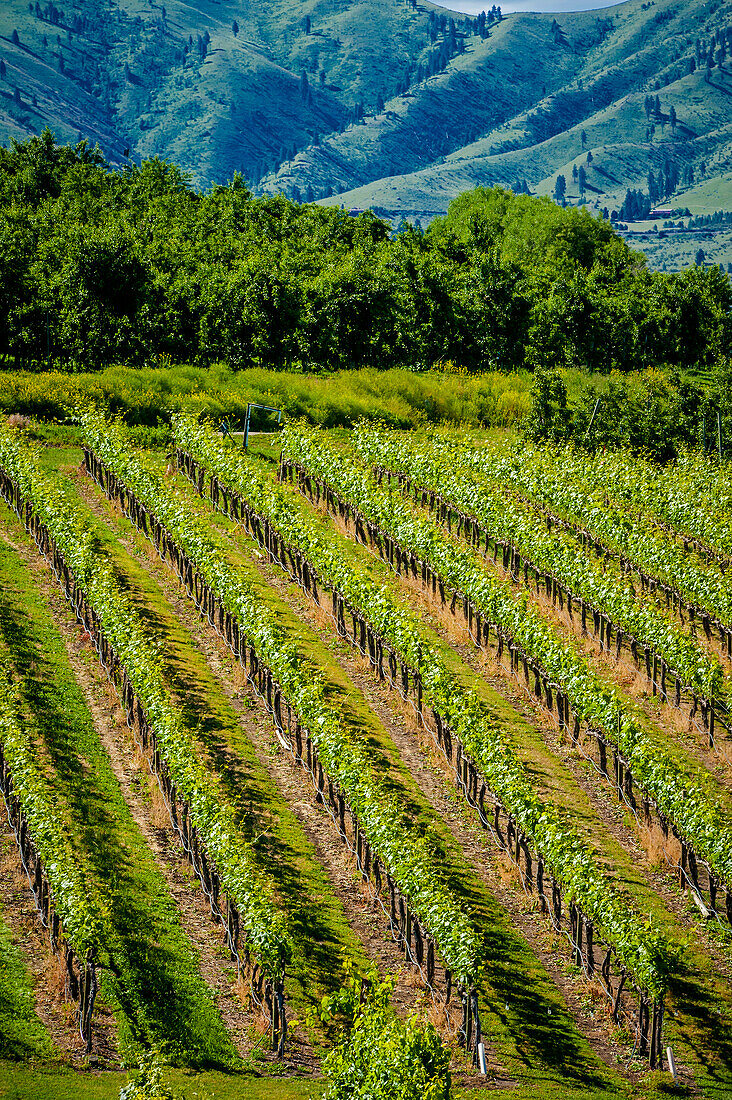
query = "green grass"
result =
(0, 362, 649, 441)
(0, 364, 534, 432)
(145, 451, 630, 1093)
(40, 448, 373, 1038)
(0, 1058, 688, 1100)
(0, 517, 240, 1069)
(0, 917, 54, 1063)
(0, 1062, 326, 1099)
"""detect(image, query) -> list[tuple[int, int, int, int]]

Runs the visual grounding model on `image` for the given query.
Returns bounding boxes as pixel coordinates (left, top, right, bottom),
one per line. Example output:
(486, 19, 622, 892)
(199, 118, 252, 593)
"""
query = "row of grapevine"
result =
(353, 424, 726, 716)
(76, 409, 485, 1046)
(435, 434, 732, 656)
(0, 664, 104, 1051)
(170, 413, 673, 1061)
(0, 422, 293, 1051)
(541, 445, 732, 568)
(279, 422, 732, 931)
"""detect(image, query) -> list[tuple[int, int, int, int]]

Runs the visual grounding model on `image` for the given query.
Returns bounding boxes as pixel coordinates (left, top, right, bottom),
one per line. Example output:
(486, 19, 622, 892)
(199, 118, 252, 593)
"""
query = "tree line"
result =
(0, 132, 729, 374)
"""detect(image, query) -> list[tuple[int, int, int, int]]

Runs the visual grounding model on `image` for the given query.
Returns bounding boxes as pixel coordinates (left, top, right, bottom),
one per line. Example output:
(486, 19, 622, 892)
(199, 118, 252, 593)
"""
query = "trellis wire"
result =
(0, 462, 284, 1045)
(376, 467, 731, 753)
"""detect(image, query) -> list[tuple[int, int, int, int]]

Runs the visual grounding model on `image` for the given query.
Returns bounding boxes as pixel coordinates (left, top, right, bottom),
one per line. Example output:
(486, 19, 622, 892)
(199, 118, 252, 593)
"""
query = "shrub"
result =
(120, 1050, 182, 1100)
(321, 966, 452, 1100)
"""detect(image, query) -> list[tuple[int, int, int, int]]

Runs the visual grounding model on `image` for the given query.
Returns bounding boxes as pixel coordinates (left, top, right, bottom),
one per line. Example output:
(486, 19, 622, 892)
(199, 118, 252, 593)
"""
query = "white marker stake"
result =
(666, 1046, 678, 1083)
(478, 1041, 487, 1075)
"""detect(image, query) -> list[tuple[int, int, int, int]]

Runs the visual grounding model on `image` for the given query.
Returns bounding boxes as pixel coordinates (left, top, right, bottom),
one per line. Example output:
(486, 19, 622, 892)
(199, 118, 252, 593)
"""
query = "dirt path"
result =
(0, 514, 240, 1069)
(256, 465, 732, 1097)
(68, 467, 444, 1062)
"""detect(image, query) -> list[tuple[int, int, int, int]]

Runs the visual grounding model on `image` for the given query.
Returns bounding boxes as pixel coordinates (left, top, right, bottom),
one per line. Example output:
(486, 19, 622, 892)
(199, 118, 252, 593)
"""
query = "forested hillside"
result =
(0, 0, 469, 188)
(1, 0, 732, 244)
(1, 136, 729, 377)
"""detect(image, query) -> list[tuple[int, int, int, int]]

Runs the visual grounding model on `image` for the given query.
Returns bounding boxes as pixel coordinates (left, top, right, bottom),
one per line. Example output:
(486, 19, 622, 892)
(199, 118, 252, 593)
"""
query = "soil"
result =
(0, 804, 118, 1067)
(70, 474, 475, 1074)
(70, 474, 512, 1088)
(250, 552, 641, 1085)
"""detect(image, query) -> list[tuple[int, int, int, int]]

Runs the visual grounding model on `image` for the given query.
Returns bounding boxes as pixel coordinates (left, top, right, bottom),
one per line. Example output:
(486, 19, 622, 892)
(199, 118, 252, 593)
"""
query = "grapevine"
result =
(77, 408, 482, 992)
(0, 421, 293, 981)
(281, 422, 732, 905)
(172, 413, 672, 999)
(0, 665, 107, 958)
(439, 434, 732, 648)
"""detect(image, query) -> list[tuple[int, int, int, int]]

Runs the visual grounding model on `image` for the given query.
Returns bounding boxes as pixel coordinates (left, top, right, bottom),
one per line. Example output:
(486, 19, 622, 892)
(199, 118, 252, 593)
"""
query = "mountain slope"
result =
(0, 0, 460, 186)
(1, 0, 731, 237)
(261, 12, 594, 199)
(319, 63, 732, 218)
(297, 0, 732, 222)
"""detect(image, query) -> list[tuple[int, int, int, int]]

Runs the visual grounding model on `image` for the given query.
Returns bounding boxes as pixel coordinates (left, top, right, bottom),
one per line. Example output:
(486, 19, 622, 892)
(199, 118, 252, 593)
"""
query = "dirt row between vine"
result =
(0, 802, 116, 1066)
(254, 472, 732, 1095)
(145, 465, 641, 1089)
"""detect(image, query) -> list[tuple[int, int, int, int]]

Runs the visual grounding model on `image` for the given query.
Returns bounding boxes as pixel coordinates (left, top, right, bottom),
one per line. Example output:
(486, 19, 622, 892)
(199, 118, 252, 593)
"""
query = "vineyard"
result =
(0, 412, 731, 1100)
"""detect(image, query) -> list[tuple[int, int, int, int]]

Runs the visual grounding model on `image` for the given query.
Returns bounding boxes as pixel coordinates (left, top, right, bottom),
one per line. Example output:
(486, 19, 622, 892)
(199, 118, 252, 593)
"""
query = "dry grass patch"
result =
(638, 821, 680, 870)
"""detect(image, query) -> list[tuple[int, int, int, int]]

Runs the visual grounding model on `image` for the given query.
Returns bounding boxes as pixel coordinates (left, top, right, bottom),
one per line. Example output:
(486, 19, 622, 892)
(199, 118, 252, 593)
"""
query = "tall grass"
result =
(0, 364, 534, 431)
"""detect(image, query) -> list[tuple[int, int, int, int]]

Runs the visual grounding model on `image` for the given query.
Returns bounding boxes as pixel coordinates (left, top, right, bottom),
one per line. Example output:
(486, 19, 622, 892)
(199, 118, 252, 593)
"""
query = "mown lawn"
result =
(0, 1061, 681, 1100)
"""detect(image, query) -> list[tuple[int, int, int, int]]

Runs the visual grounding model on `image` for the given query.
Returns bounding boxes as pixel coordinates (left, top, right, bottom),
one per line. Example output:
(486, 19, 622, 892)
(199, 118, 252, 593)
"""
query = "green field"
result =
(0, 381, 730, 1100)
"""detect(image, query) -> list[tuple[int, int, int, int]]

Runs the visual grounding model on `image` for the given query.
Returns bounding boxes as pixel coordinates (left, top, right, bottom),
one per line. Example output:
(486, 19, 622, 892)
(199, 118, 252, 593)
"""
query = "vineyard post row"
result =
(540, 504, 732, 660)
(370, 462, 725, 750)
(0, 447, 290, 1056)
(170, 420, 670, 1067)
(78, 437, 486, 1067)
(277, 428, 732, 939)
(0, 667, 100, 1052)
(520, 490, 732, 663)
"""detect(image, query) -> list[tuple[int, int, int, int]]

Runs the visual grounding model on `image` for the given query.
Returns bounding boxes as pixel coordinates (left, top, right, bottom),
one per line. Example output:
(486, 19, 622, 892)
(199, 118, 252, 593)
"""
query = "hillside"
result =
(0, 0, 471, 187)
(1, 0, 732, 268)
(306, 0, 732, 228)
